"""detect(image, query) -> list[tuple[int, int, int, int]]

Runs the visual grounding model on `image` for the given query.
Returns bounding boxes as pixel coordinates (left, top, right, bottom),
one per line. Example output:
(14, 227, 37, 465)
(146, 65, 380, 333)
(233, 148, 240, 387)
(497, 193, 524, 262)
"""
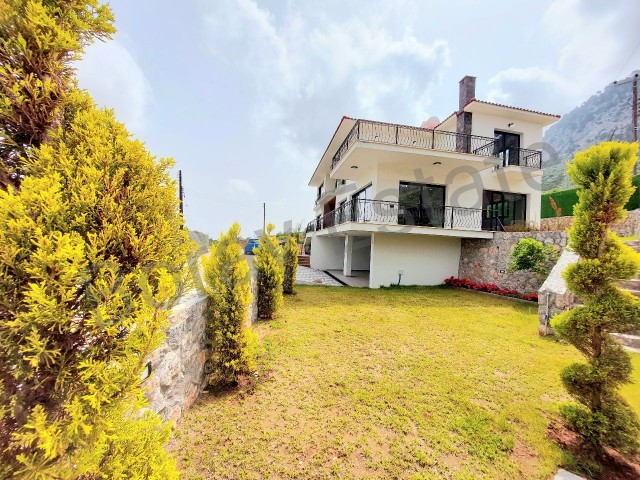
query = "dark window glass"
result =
(482, 190, 527, 230)
(399, 182, 445, 227)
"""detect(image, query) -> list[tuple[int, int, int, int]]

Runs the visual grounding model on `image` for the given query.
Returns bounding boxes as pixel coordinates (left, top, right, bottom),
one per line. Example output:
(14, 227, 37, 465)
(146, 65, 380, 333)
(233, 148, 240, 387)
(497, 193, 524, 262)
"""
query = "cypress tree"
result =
(254, 223, 283, 319)
(202, 223, 258, 386)
(283, 233, 298, 294)
(0, 0, 114, 190)
(552, 141, 640, 457)
(0, 97, 192, 478)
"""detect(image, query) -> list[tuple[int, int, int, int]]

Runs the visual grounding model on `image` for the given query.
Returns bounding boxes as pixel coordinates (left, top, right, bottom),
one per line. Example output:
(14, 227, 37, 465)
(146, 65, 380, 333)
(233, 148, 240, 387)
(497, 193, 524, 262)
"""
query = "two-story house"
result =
(304, 76, 560, 288)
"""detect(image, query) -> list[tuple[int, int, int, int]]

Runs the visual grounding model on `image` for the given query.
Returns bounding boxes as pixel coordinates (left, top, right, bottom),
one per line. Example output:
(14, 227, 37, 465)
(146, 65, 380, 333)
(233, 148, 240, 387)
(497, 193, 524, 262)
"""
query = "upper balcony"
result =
(330, 119, 542, 176)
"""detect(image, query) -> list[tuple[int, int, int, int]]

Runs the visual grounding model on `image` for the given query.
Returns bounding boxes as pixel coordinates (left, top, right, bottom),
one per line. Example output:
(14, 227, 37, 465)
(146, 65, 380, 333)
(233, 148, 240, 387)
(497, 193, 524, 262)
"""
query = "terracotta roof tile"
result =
(464, 99, 561, 118)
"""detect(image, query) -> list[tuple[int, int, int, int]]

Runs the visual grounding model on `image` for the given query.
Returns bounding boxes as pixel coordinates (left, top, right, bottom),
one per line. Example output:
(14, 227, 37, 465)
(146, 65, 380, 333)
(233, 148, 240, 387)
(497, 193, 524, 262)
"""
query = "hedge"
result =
(541, 174, 640, 218)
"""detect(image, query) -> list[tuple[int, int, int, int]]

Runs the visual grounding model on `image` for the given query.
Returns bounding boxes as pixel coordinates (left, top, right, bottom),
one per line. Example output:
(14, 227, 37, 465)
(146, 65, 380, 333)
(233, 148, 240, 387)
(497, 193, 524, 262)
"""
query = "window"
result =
(398, 182, 445, 227)
(482, 190, 526, 230)
(335, 179, 346, 189)
(317, 183, 324, 201)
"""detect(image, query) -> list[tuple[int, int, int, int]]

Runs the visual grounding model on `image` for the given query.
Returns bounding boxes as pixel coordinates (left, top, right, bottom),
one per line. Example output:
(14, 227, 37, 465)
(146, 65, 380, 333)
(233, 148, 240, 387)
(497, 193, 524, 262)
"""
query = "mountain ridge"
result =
(542, 71, 638, 191)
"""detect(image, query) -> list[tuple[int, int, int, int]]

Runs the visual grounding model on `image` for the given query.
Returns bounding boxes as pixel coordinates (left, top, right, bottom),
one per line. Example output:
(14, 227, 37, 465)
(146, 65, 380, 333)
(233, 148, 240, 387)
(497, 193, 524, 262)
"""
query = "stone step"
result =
(619, 278, 640, 290)
(611, 332, 640, 350)
(298, 255, 311, 267)
(625, 239, 640, 250)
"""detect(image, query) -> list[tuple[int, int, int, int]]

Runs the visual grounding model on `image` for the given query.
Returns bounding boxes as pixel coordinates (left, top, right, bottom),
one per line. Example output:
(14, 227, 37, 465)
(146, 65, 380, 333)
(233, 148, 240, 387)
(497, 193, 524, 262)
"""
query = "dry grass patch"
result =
(170, 286, 640, 479)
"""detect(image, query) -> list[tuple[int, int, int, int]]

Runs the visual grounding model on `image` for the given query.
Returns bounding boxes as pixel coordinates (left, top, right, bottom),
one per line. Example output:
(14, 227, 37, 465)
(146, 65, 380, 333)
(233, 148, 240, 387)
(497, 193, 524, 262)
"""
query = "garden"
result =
(171, 286, 640, 479)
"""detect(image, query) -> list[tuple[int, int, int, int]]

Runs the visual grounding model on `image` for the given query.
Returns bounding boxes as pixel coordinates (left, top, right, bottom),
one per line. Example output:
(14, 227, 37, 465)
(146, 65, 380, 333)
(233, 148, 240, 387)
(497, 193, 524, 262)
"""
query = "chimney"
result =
(456, 76, 475, 151)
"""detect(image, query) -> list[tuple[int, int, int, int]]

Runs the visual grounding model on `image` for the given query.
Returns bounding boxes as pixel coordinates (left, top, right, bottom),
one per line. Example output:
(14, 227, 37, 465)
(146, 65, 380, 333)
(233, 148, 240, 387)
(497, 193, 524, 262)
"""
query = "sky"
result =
(76, 0, 640, 239)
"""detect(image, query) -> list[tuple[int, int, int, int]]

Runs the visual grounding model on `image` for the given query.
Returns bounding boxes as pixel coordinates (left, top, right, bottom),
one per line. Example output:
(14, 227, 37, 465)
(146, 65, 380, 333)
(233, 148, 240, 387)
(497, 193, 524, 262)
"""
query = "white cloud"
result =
(200, 0, 450, 152)
(227, 178, 255, 195)
(487, 0, 640, 115)
(76, 40, 152, 133)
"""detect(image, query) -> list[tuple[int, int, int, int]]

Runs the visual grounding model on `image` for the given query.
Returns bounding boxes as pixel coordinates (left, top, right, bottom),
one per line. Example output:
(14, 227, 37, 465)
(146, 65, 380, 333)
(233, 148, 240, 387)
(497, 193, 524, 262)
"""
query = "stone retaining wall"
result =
(145, 291, 208, 422)
(540, 208, 640, 237)
(458, 231, 568, 295)
(145, 274, 258, 422)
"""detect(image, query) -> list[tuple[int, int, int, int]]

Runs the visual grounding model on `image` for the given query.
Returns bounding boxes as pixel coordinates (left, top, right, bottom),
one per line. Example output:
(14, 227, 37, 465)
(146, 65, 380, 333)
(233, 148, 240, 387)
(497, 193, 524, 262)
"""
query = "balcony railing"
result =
(473, 143, 542, 169)
(306, 199, 494, 233)
(330, 119, 542, 170)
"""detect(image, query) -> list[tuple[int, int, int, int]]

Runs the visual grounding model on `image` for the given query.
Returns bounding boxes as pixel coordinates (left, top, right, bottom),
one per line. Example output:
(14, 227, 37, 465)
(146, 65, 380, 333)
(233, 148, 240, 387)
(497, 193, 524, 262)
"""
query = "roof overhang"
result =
(308, 117, 357, 187)
(463, 100, 560, 127)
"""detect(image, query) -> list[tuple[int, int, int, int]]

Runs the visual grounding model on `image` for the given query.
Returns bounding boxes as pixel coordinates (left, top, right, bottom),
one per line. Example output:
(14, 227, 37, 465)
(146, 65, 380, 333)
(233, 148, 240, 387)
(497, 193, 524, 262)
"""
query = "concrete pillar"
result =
(344, 235, 353, 277)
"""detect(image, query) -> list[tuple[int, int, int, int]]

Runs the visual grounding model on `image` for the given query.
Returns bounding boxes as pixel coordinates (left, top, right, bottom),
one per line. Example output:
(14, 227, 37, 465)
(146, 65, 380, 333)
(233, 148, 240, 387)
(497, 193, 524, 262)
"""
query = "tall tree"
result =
(0, 0, 114, 190)
(552, 142, 640, 457)
(0, 96, 192, 478)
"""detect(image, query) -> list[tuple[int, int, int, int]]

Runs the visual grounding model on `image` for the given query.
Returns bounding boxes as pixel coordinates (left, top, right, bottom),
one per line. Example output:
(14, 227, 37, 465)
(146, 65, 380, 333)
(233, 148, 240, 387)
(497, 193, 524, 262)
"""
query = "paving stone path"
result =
(296, 266, 343, 286)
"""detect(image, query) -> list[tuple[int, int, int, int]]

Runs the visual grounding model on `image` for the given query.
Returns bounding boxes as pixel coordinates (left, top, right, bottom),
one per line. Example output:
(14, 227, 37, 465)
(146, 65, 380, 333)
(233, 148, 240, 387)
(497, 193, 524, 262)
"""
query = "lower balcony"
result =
(306, 199, 503, 236)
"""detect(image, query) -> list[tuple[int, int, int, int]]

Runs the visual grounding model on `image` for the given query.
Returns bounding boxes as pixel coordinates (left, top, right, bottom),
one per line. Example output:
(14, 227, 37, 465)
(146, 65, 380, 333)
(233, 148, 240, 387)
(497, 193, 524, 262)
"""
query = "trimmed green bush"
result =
(542, 174, 640, 218)
(202, 223, 259, 386)
(551, 142, 640, 458)
(254, 223, 283, 319)
(508, 238, 558, 275)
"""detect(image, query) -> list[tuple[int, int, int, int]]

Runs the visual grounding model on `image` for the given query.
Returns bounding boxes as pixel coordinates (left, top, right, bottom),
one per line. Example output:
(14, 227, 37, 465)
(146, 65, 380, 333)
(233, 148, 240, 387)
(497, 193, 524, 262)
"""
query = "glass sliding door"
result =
(482, 190, 527, 230)
(494, 131, 521, 167)
(351, 184, 372, 222)
(399, 182, 445, 227)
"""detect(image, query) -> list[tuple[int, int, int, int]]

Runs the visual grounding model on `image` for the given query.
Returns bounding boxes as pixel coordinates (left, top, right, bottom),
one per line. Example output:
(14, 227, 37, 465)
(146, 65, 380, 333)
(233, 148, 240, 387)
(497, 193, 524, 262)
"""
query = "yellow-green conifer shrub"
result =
(0, 98, 192, 478)
(551, 142, 640, 457)
(202, 223, 258, 386)
(283, 233, 298, 294)
(254, 223, 284, 319)
(0, 0, 115, 190)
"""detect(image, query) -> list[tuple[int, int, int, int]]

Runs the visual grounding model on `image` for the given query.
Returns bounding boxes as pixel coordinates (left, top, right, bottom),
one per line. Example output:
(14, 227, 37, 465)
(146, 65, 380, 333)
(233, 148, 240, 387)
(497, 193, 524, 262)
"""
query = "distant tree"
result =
(283, 233, 298, 294)
(254, 223, 283, 319)
(552, 142, 640, 458)
(0, 98, 191, 478)
(202, 223, 258, 386)
(0, 0, 114, 190)
(508, 238, 558, 276)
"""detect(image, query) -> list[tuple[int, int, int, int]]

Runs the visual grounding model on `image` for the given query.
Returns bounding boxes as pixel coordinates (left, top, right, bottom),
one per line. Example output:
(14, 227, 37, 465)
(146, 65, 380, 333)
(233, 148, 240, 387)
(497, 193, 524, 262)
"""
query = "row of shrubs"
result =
(202, 223, 298, 387)
(444, 277, 539, 302)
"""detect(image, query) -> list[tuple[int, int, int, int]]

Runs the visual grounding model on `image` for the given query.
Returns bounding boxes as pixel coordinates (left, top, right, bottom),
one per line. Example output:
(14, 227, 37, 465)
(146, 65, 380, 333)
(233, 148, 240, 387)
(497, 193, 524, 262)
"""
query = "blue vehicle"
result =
(244, 238, 259, 255)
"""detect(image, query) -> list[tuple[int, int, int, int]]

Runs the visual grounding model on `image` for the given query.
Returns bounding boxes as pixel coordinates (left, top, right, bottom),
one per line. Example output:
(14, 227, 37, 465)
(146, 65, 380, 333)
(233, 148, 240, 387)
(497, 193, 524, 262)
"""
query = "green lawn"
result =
(171, 287, 640, 479)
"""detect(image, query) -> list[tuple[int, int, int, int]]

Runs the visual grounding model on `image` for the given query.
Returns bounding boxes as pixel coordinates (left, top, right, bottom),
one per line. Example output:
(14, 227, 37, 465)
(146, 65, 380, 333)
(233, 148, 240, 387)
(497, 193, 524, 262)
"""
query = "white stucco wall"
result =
(470, 112, 543, 148)
(369, 233, 461, 288)
(310, 235, 344, 270)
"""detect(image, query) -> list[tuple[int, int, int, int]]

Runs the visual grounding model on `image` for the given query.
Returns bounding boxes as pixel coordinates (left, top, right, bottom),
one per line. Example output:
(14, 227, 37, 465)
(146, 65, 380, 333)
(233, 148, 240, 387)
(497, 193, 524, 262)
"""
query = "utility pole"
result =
(613, 72, 639, 174)
(178, 170, 184, 215)
(262, 202, 266, 234)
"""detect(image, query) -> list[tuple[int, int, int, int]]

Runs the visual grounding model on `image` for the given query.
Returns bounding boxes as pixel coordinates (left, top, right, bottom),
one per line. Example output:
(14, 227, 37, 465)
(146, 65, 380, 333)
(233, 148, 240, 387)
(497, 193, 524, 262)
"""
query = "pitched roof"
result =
(464, 99, 561, 118)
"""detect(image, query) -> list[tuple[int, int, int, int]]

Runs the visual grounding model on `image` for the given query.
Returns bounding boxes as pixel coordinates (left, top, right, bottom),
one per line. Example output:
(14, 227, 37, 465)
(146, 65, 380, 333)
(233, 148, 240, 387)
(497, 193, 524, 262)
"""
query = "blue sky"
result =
(76, 0, 640, 238)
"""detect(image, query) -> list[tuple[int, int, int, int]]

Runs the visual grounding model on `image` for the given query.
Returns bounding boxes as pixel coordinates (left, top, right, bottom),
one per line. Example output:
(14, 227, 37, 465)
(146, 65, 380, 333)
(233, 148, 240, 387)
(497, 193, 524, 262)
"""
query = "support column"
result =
(343, 235, 353, 277)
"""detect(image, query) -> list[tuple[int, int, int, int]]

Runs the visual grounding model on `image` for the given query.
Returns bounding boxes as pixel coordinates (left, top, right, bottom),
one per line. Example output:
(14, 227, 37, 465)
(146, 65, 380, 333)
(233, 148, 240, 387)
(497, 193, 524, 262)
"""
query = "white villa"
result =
(304, 76, 560, 288)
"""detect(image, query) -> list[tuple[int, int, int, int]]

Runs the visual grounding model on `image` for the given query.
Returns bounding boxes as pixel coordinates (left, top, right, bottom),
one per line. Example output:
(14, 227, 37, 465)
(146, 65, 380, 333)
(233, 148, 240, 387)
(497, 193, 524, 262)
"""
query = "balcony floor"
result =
(313, 221, 494, 239)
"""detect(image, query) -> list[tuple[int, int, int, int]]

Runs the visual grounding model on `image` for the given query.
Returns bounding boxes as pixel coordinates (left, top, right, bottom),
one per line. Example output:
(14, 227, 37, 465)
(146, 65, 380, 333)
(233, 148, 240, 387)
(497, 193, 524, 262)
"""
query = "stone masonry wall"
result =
(458, 231, 568, 295)
(145, 291, 208, 422)
(540, 208, 640, 237)
(145, 275, 258, 422)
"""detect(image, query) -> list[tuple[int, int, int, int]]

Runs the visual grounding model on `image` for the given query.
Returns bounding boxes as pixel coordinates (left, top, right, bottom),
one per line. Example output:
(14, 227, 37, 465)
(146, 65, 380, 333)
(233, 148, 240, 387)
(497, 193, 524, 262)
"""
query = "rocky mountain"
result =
(542, 71, 638, 192)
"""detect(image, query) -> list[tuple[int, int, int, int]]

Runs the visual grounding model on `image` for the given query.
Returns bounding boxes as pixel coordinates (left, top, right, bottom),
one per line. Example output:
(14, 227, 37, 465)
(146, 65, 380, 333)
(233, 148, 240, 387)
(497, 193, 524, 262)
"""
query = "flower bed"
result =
(444, 277, 538, 302)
